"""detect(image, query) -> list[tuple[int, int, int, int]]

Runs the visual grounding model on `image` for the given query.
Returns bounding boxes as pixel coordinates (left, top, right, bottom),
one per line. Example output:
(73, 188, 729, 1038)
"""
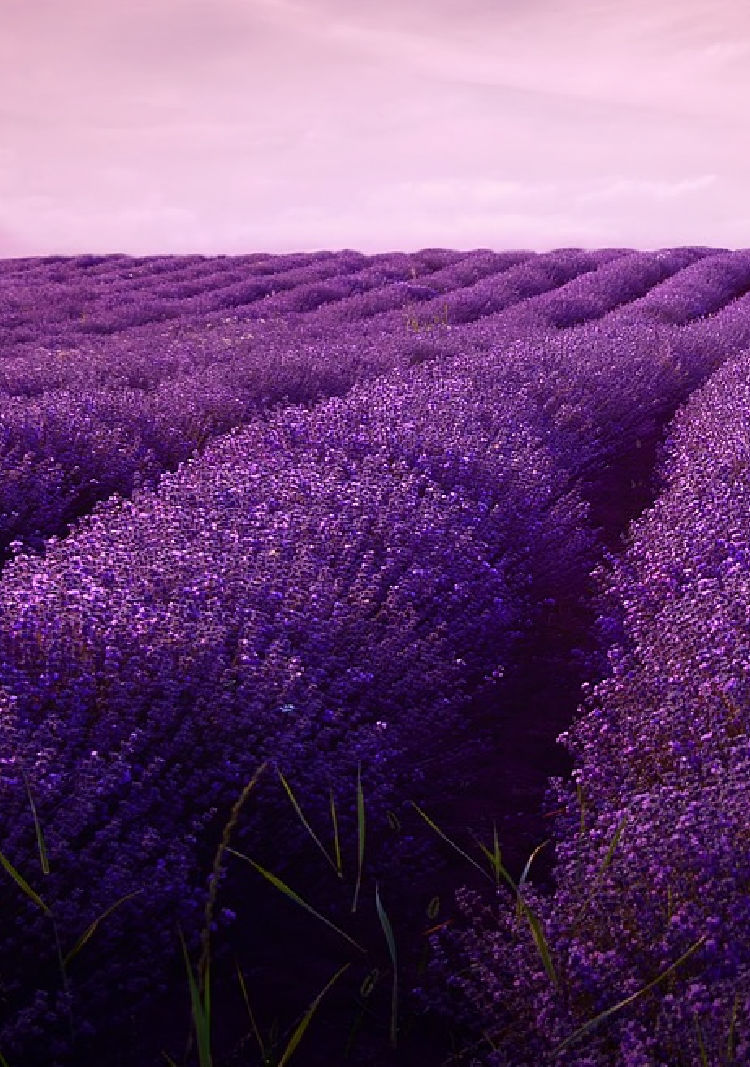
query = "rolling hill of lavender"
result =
(1, 245, 750, 1066)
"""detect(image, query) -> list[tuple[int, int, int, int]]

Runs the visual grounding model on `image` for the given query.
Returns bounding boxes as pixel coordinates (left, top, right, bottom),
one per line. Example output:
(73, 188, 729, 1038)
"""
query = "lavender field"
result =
(1, 246, 750, 1066)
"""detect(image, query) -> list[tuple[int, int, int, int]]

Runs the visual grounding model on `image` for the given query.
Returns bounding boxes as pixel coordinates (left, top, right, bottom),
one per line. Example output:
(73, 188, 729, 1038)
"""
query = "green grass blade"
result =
(277, 769, 338, 876)
(277, 963, 350, 1067)
(161, 1054, 179, 1066)
(553, 935, 707, 1054)
(0, 1048, 10, 1067)
(64, 888, 144, 966)
(375, 883, 398, 1049)
(695, 1018, 708, 1066)
(198, 762, 267, 995)
(572, 817, 626, 929)
(470, 829, 521, 901)
(517, 898, 558, 989)
(235, 959, 266, 1061)
(519, 840, 549, 892)
(411, 803, 492, 884)
(472, 822, 503, 888)
(0, 848, 50, 915)
(329, 787, 343, 878)
(178, 927, 212, 1067)
(467, 834, 558, 990)
(351, 763, 365, 914)
(21, 771, 49, 875)
(727, 992, 739, 1061)
(226, 848, 366, 954)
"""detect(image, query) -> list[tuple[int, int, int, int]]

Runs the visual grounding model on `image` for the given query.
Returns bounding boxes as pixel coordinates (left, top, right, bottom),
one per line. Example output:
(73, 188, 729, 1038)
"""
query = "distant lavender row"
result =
(0, 249, 464, 351)
(7, 248, 750, 365)
(610, 247, 750, 326)
(0, 313, 467, 562)
(5, 245, 739, 374)
(430, 343, 750, 1064)
(0, 251, 352, 347)
(6, 260, 750, 570)
(0, 245, 619, 357)
(502, 247, 713, 330)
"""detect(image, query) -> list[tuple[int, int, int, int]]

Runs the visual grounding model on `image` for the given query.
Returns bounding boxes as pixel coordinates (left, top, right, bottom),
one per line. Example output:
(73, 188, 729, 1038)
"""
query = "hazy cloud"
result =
(577, 175, 719, 204)
(0, 0, 748, 253)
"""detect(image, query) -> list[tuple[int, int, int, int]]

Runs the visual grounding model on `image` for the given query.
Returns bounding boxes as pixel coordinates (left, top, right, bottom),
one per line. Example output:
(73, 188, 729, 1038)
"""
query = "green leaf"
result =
(695, 1018, 709, 1066)
(518, 899, 558, 990)
(235, 959, 266, 1061)
(727, 992, 740, 1061)
(277, 769, 338, 877)
(474, 822, 503, 888)
(178, 927, 212, 1067)
(553, 935, 707, 1054)
(0, 848, 50, 916)
(21, 771, 49, 875)
(519, 840, 550, 892)
(329, 787, 343, 879)
(375, 883, 398, 1050)
(411, 803, 491, 883)
(64, 889, 144, 966)
(572, 817, 627, 929)
(226, 848, 366, 954)
(352, 763, 365, 914)
(277, 963, 350, 1067)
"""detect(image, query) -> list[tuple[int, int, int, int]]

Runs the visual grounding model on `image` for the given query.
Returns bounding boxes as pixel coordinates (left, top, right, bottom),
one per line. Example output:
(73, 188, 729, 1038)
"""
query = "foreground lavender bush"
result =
(0, 353, 585, 1060)
(427, 343, 750, 1064)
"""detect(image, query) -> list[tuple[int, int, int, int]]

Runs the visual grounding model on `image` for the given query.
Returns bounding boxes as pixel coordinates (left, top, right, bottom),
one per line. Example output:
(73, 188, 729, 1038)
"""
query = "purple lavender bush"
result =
(425, 341, 750, 1064)
(0, 361, 569, 1061)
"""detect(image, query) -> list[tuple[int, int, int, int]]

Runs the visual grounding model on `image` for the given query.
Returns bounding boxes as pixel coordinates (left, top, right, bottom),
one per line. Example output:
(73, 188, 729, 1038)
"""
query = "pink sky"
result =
(1, 0, 749, 255)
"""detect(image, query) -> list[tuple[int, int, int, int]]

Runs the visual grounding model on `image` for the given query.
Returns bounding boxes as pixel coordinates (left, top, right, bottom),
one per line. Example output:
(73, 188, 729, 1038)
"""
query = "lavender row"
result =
(0, 313, 466, 563)
(254, 249, 530, 325)
(0, 361, 578, 1061)
(5, 248, 748, 365)
(5, 245, 731, 376)
(609, 247, 750, 326)
(267, 248, 608, 334)
(502, 247, 713, 330)
(5, 274, 750, 571)
(0, 250, 461, 353)
(430, 343, 750, 1064)
(0, 252, 349, 349)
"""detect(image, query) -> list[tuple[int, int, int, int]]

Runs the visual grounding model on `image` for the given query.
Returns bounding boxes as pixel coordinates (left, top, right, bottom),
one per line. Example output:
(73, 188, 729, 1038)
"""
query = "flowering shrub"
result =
(0, 362, 559, 1059)
(430, 342, 750, 1064)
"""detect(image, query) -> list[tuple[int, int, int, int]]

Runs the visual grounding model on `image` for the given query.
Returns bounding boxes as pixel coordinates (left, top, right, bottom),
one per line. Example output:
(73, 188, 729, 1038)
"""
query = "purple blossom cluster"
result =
(612, 248, 750, 326)
(507, 247, 712, 330)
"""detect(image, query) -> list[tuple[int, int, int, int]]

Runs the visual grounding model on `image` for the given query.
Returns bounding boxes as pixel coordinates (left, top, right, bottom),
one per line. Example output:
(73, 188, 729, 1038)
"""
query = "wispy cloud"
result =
(0, 0, 748, 253)
(577, 175, 718, 205)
